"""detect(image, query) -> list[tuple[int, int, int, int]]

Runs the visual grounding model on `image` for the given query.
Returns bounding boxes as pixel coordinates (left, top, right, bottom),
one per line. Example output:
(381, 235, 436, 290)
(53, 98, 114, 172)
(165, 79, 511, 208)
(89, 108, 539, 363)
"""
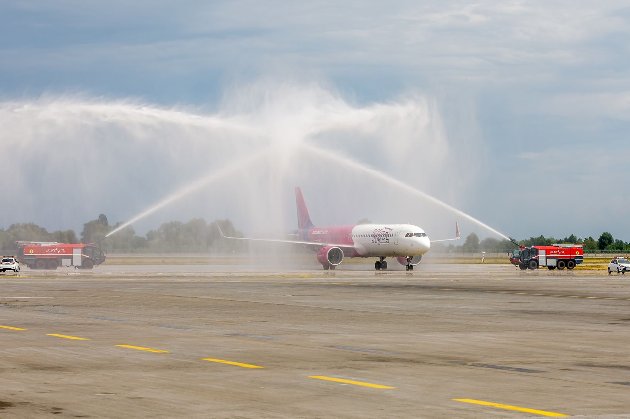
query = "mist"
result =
(1, 80, 493, 241)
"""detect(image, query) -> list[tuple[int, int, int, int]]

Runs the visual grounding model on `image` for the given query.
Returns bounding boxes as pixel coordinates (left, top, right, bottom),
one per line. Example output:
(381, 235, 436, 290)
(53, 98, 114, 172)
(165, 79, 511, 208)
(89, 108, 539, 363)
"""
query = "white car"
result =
(608, 257, 630, 275)
(0, 256, 20, 273)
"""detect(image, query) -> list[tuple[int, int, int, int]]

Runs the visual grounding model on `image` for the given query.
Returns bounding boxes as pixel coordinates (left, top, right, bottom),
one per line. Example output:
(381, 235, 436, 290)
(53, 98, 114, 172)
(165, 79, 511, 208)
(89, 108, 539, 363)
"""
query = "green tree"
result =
(583, 236, 597, 252)
(51, 229, 78, 243)
(105, 224, 146, 252)
(598, 232, 614, 251)
(610, 239, 626, 251)
(560, 234, 579, 244)
(81, 214, 110, 243)
(462, 233, 480, 252)
(479, 237, 513, 252)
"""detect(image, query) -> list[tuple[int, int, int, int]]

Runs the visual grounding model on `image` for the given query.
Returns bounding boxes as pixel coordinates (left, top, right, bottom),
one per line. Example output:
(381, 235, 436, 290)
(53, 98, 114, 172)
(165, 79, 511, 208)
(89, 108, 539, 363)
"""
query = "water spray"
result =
(105, 148, 271, 238)
(300, 142, 511, 241)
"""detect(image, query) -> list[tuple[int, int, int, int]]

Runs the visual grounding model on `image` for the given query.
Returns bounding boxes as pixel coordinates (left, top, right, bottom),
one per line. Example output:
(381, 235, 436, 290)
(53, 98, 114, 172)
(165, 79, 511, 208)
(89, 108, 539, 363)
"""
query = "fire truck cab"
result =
(510, 244, 583, 271)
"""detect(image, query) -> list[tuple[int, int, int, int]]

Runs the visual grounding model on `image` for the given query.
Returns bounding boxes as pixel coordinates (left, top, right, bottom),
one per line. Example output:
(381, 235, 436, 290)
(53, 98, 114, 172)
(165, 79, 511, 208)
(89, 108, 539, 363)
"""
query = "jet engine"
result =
(397, 255, 423, 266)
(317, 246, 344, 269)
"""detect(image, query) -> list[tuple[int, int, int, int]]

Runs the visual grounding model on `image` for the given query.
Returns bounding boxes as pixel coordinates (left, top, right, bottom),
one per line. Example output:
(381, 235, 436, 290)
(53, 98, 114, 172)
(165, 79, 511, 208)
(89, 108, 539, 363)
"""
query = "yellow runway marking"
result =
(202, 358, 264, 369)
(47, 333, 90, 341)
(454, 398, 568, 417)
(309, 375, 395, 389)
(0, 325, 26, 331)
(116, 344, 169, 354)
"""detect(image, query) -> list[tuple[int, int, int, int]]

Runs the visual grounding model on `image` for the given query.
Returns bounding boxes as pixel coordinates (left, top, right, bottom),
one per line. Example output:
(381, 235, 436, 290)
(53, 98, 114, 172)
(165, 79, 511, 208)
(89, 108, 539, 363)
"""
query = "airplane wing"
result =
(216, 224, 356, 251)
(431, 222, 461, 243)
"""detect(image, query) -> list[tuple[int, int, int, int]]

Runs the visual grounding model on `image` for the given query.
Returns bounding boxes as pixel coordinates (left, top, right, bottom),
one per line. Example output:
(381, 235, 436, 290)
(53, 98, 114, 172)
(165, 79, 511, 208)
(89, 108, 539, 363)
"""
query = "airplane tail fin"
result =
(295, 187, 314, 230)
(431, 221, 462, 243)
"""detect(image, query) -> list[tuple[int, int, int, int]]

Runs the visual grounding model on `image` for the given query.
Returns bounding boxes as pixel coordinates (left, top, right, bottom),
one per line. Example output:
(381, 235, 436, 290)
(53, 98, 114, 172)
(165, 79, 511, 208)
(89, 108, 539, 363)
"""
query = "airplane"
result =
(218, 187, 460, 271)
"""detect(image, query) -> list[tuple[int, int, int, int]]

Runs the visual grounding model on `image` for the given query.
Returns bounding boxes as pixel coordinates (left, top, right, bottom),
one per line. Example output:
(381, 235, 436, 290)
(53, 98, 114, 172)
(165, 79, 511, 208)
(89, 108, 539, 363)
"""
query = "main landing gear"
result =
(374, 257, 388, 270)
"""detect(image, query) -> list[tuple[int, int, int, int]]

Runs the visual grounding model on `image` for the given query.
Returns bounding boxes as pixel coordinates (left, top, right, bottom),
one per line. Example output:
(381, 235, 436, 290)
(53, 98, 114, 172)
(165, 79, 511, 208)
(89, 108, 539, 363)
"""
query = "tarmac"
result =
(1, 263, 630, 418)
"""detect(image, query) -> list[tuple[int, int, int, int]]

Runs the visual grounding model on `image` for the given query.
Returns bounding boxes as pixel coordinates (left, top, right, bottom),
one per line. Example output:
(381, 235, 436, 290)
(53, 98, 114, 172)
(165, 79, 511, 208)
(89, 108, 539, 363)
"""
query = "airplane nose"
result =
(420, 237, 431, 253)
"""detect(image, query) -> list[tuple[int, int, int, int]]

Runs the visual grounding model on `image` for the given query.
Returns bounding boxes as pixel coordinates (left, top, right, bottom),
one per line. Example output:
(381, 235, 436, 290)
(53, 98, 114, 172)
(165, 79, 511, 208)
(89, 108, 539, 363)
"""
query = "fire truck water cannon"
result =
(509, 244, 583, 271)
(16, 241, 106, 270)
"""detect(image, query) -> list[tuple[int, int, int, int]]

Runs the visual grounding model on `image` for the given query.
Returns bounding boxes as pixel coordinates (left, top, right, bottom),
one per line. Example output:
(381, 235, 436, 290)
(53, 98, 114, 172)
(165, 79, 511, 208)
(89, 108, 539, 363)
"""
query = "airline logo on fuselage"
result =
(371, 227, 393, 244)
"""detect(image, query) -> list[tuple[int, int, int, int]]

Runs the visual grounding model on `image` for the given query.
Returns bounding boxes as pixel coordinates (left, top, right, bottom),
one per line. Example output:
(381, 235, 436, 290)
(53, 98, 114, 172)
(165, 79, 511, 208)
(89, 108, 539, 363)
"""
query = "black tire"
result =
(323, 264, 330, 270)
(557, 260, 566, 270)
(608, 269, 612, 275)
(35, 259, 46, 270)
(381, 261, 388, 270)
(528, 260, 538, 270)
(547, 266, 556, 270)
(519, 263, 527, 270)
(567, 260, 576, 270)
(79, 259, 94, 269)
(46, 259, 59, 270)
(375, 261, 382, 270)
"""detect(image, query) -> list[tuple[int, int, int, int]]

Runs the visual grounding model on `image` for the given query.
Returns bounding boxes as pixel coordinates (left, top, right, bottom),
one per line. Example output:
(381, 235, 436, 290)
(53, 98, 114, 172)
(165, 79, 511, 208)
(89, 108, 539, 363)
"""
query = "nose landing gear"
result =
(405, 256, 414, 271)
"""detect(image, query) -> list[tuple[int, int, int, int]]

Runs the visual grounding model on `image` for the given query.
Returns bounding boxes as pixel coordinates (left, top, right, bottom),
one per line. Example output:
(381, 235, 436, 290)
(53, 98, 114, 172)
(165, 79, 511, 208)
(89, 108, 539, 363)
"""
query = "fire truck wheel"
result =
(557, 260, 566, 270)
(79, 260, 94, 269)
(46, 259, 59, 270)
(567, 260, 576, 270)
(547, 266, 556, 270)
(528, 260, 538, 270)
(35, 259, 46, 270)
(519, 263, 527, 270)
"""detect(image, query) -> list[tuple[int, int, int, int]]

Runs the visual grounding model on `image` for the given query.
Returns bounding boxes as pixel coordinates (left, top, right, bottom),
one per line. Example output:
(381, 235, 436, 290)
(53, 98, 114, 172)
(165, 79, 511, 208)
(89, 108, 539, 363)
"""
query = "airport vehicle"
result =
(16, 241, 106, 270)
(510, 244, 584, 270)
(219, 187, 460, 271)
(0, 256, 20, 272)
(608, 256, 630, 275)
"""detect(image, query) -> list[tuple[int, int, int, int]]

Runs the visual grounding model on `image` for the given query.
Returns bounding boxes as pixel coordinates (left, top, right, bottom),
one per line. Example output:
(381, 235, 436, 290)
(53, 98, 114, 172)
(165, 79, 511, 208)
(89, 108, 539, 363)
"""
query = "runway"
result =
(1, 264, 629, 418)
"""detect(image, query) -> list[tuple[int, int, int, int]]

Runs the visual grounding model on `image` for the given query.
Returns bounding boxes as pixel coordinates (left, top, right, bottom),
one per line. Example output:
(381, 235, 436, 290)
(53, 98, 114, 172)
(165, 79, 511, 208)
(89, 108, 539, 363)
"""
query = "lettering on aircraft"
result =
(311, 229, 328, 235)
(371, 227, 393, 244)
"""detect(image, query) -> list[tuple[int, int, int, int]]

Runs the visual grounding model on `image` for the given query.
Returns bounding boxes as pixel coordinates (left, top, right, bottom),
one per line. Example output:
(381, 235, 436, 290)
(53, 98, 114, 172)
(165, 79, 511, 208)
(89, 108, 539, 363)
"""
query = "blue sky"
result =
(1, 1, 629, 241)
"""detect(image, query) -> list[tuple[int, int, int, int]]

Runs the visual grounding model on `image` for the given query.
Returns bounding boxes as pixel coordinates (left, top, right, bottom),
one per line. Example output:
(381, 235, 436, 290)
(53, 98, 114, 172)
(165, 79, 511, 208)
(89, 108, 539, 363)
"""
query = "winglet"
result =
(216, 223, 227, 238)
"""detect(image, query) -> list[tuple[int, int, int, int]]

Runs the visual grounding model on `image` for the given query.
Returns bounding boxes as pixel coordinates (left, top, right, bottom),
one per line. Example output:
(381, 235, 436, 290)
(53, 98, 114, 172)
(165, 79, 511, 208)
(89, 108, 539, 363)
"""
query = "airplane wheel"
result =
(323, 264, 330, 270)
(375, 261, 382, 270)
(381, 261, 388, 270)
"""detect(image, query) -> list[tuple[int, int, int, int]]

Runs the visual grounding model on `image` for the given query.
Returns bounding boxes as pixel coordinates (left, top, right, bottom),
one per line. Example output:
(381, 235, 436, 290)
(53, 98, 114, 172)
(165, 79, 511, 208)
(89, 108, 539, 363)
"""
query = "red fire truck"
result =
(510, 244, 583, 270)
(16, 241, 106, 270)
